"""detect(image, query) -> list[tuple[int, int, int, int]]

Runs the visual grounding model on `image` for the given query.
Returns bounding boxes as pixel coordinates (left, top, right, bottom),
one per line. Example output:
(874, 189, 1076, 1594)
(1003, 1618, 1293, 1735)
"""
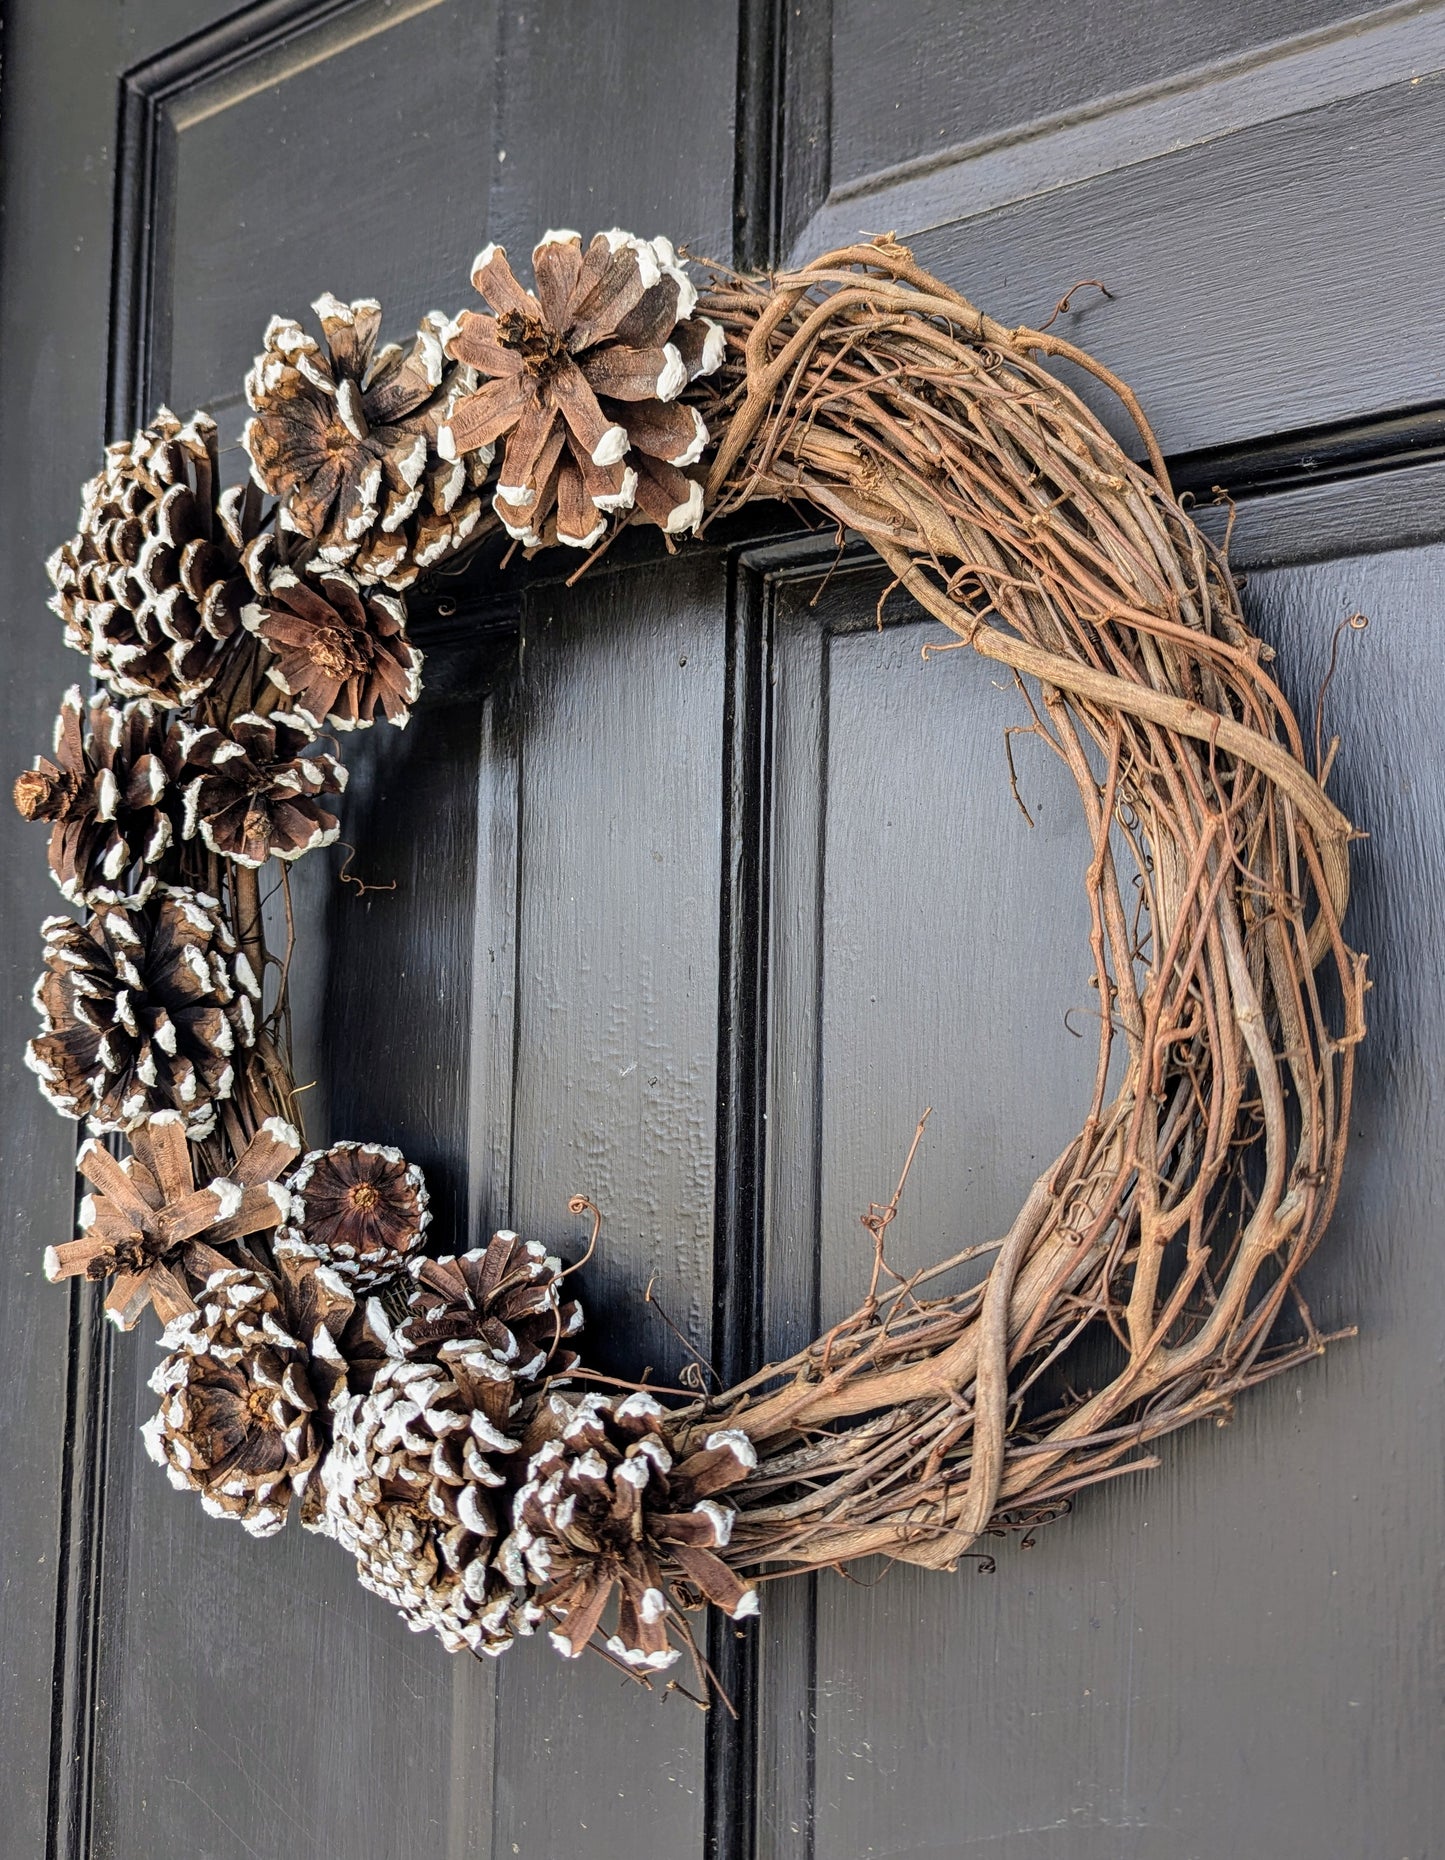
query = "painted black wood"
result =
(2, 3, 1443, 1857)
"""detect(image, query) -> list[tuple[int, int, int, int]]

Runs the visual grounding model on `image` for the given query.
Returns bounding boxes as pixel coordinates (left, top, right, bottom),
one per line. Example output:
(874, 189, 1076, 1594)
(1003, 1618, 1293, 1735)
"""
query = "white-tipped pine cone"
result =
(501, 1390, 758, 1673)
(274, 1141, 430, 1291)
(440, 230, 724, 549)
(394, 1228, 583, 1386)
(13, 687, 183, 905)
(240, 549, 422, 731)
(179, 710, 345, 868)
(46, 1113, 300, 1331)
(47, 407, 262, 705)
(242, 295, 489, 589)
(26, 886, 259, 1139)
(142, 1264, 326, 1537)
(317, 1358, 539, 1655)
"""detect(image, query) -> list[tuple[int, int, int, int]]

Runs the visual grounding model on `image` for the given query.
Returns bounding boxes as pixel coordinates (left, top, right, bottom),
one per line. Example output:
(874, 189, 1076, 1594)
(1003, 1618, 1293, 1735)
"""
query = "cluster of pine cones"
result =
(16, 232, 757, 1672)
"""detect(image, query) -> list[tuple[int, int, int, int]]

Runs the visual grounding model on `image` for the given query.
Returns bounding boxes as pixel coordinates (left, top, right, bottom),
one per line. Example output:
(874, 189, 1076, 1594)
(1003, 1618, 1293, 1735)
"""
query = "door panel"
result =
(829, 0, 1371, 186)
(492, 555, 730, 1860)
(797, 3, 1445, 459)
(767, 500, 1445, 1860)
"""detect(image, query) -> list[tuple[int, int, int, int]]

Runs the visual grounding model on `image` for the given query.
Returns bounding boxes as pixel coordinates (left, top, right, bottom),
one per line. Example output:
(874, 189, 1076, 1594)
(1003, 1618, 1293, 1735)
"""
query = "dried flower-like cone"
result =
(440, 230, 724, 550)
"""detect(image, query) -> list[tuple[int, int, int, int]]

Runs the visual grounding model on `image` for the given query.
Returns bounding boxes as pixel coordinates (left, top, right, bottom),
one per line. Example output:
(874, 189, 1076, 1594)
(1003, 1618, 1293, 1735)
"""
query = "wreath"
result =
(18, 231, 1367, 1694)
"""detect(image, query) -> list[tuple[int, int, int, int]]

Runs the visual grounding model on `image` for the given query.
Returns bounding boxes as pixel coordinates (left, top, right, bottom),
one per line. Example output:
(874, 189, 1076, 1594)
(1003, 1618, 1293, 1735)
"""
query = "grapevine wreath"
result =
(18, 231, 1368, 1692)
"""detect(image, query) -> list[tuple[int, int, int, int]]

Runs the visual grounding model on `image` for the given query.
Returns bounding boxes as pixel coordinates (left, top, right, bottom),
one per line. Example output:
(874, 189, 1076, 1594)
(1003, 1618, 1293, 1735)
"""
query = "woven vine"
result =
(19, 232, 1366, 1693)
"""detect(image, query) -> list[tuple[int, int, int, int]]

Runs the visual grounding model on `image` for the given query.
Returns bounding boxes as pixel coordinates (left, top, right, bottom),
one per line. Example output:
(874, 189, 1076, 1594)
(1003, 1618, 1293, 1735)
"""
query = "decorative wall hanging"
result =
(18, 231, 1367, 1695)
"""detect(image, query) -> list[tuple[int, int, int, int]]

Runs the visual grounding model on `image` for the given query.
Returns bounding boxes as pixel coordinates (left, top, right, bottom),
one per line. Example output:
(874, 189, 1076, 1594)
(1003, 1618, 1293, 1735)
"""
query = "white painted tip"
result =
(470, 244, 503, 286)
(590, 423, 630, 469)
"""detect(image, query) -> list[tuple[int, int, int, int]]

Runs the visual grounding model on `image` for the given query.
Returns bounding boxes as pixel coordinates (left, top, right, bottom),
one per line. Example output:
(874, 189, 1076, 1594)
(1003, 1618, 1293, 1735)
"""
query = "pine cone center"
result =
(495, 308, 567, 380)
(348, 1181, 381, 1213)
(89, 1229, 156, 1279)
(310, 626, 369, 679)
(13, 768, 63, 820)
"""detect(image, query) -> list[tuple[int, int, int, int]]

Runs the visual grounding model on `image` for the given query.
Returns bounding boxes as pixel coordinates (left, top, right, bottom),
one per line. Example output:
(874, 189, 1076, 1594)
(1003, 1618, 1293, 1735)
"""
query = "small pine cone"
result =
(441, 230, 725, 550)
(179, 710, 345, 868)
(241, 548, 421, 730)
(47, 407, 263, 705)
(318, 1358, 539, 1654)
(502, 1391, 759, 1673)
(142, 1263, 326, 1536)
(14, 686, 182, 904)
(242, 296, 490, 590)
(395, 1229, 583, 1387)
(26, 886, 259, 1139)
(275, 1141, 430, 1291)
(45, 1113, 300, 1330)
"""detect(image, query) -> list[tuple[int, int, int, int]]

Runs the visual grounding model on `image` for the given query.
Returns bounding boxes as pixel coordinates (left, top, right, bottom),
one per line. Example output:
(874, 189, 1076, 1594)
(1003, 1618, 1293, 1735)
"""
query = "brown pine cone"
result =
(395, 1229, 583, 1386)
(274, 1141, 430, 1291)
(501, 1391, 758, 1673)
(142, 1262, 327, 1537)
(440, 230, 724, 550)
(47, 407, 262, 705)
(317, 1357, 540, 1654)
(240, 548, 421, 730)
(179, 710, 345, 868)
(242, 296, 489, 590)
(26, 886, 260, 1139)
(14, 686, 182, 904)
(45, 1113, 300, 1329)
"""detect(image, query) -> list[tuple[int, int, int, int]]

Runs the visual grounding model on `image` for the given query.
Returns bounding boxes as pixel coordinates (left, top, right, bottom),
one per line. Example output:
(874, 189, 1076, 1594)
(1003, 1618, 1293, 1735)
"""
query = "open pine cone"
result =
(26, 886, 259, 1139)
(318, 1357, 540, 1655)
(14, 687, 182, 904)
(440, 230, 724, 549)
(395, 1229, 583, 1384)
(242, 295, 489, 590)
(142, 1263, 328, 1537)
(179, 710, 345, 868)
(45, 1114, 299, 1330)
(47, 407, 262, 705)
(274, 1141, 430, 1291)
(241, 547, 421, 730)
(501, 1391, 758, 1673)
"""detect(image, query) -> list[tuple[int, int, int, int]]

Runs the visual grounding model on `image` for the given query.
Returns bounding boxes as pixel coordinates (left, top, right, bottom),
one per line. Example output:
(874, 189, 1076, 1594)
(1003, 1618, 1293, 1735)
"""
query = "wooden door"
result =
(2, 4, 1441, 1856)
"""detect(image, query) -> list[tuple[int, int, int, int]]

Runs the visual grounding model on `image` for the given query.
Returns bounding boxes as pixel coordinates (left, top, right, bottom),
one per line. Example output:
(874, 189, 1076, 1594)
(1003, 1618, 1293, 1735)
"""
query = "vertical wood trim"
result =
(45, 1286, 112, 1860)
(755, 566, 834, 1860)
(467, 667, 522, 1250)
(733, 0, 833, 270)
(732, 0, 782, 269)
(705, 558, 773, 1858)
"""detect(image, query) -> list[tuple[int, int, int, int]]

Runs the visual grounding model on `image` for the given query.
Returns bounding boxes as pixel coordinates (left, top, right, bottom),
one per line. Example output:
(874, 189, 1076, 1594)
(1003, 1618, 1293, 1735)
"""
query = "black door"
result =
(2, 4, 1442, 1857)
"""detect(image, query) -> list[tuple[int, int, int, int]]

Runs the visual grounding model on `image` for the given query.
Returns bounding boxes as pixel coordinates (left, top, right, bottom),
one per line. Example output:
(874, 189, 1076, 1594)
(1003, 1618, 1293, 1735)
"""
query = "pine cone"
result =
(395, 1229, 583, 1386)
(179, 710, 345, 868)
(142, 1262, 327, 1536)
(44, 1113, 300, 1329)
(240, 549, 421, 730)
(318, 1357, 539, 1654)
(502, 1391, 758, 1672)
(440, 230, 725, 550)
(242, 296, 489, 590)
(26, 886, 260, 1139)
(274, 1141, 429, 1290)
(14, 686, 182, 904)
(47, 407, 262, 705)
